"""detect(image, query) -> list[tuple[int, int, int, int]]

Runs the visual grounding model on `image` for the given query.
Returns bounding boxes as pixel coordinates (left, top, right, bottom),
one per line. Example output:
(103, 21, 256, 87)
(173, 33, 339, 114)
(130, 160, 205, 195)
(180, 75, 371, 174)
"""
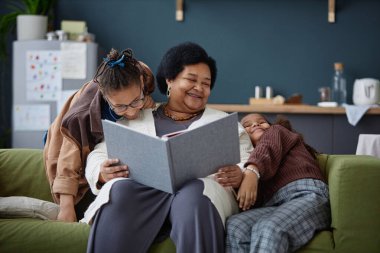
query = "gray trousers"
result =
(87, 179, 224, 253)
(226, 179, 331, 253)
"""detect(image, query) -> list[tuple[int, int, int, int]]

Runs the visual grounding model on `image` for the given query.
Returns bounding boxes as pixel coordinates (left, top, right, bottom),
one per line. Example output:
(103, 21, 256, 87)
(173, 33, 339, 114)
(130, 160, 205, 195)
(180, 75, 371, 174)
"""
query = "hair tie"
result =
(104, 54, 126, 68)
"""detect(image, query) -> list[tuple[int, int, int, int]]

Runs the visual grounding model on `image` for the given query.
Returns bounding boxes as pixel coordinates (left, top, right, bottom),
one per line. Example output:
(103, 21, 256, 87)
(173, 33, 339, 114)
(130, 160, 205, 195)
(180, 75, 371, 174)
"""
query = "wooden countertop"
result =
(207, 104, 380, 115)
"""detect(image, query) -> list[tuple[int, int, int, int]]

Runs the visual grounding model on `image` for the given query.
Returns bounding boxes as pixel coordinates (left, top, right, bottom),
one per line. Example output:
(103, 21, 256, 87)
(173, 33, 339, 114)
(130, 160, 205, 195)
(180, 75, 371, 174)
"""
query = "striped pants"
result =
(226, 179, 330, 253)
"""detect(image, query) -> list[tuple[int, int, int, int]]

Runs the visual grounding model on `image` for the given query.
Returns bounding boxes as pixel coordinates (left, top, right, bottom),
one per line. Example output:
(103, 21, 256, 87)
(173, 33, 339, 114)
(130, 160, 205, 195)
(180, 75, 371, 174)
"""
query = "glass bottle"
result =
(331, 62, 347, 105)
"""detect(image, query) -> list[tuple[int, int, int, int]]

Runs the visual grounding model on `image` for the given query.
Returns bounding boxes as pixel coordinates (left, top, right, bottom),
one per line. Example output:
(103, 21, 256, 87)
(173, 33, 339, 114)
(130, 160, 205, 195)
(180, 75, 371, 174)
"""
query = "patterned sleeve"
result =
(244, 125, 300, 180)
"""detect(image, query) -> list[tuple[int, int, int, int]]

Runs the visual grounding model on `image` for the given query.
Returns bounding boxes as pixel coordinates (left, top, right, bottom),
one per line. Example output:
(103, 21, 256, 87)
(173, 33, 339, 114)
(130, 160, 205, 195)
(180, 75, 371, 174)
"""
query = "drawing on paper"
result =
(26, 50, 62, 101)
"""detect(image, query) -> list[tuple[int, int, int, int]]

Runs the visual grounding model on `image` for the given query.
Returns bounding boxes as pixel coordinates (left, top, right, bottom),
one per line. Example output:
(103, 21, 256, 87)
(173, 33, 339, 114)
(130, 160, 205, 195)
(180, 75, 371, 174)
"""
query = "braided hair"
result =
(93, 48, 146, 95)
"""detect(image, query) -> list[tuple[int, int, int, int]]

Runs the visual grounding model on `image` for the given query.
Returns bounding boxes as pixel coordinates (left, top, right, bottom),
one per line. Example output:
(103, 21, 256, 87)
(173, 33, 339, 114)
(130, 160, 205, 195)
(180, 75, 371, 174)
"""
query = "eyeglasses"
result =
(104, 90, 145, 114)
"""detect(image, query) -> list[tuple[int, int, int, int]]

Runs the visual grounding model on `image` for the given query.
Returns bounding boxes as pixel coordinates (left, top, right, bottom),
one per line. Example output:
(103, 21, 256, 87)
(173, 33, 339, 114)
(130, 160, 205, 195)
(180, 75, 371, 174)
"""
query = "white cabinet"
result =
(12, 40, 98, 148)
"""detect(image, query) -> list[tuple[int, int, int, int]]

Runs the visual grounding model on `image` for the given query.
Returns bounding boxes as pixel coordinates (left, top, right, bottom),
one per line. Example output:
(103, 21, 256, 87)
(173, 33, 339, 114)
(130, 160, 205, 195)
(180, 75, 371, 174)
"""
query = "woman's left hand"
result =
(99, 158, 129, 184)
(214, 165, 243, 188)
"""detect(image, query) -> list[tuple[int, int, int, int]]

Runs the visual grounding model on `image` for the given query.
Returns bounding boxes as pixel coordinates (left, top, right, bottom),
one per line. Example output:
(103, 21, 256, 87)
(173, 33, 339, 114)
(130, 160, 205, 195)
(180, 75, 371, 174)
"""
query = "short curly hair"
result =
(156, 42, 217, 94)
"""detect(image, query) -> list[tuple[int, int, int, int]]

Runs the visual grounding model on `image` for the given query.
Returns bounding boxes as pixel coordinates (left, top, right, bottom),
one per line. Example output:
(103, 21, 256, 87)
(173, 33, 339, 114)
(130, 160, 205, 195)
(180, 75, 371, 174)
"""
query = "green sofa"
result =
(0, 148, 379, 253)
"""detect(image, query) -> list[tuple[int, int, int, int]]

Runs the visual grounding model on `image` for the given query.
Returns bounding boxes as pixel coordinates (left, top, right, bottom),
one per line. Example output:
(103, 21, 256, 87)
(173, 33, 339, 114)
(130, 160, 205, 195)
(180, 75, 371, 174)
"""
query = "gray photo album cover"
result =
(102, 112, 240, 193)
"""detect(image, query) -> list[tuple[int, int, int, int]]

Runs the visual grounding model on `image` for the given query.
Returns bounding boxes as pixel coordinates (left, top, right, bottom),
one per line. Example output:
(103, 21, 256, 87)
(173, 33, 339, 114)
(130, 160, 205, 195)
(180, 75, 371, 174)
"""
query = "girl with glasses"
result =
(44, 48, 155, 223)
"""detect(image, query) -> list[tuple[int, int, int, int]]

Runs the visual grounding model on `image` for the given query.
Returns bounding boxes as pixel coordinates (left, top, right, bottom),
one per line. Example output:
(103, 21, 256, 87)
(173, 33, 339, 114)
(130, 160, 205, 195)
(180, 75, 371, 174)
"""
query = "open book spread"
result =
(102, 112, 240, 193)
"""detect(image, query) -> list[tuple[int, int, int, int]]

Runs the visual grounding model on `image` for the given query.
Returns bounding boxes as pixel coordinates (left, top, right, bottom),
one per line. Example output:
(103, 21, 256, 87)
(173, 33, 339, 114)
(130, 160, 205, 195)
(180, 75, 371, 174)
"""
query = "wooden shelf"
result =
(207, 104, 380, 115)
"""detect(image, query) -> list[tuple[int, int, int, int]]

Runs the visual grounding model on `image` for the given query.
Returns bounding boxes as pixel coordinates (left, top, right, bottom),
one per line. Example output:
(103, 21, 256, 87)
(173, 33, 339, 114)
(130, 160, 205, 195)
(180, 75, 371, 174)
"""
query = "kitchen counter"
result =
(207, 104, 380, 115)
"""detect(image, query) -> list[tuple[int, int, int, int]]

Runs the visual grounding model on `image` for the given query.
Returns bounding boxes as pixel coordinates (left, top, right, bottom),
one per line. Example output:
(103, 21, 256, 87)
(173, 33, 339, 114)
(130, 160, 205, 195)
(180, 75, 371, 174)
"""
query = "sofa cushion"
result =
(0, 149, 175, 253)
(326, 155, 380, 253)
(296, 231, 334, 253)
(0, 196, 59, 220)
(0, 218, 90, 253)
(0, 217, 175, 253)
(0, 149, 53, 202)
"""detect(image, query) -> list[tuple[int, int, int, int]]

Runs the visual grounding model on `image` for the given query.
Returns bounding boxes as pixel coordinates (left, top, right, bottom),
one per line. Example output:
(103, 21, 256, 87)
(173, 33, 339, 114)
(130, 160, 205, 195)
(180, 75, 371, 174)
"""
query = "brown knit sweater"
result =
(244, 125, 325, 205)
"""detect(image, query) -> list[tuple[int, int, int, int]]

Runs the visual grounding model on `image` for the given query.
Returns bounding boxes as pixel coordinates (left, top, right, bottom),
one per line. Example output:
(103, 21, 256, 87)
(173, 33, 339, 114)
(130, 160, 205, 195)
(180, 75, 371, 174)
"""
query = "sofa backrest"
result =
(316, 153, 328, 180)
(0, 149, 53, 202)
(0, 150, 331, 202)
(325, 154, 380, 252)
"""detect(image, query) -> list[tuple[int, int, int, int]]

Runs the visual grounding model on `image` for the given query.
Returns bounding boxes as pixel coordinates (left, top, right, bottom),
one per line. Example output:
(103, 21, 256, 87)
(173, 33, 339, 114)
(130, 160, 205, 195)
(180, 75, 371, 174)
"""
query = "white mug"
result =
(353, 78, 380, 105)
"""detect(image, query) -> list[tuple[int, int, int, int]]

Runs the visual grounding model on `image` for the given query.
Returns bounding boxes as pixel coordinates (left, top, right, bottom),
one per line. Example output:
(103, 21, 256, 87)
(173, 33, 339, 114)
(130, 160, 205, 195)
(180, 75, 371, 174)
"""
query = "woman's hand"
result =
(57, 194, 77, 222)
(214, 165, 243, 188)
(99, 158, 129, 184)
(237, 172, 259, 211)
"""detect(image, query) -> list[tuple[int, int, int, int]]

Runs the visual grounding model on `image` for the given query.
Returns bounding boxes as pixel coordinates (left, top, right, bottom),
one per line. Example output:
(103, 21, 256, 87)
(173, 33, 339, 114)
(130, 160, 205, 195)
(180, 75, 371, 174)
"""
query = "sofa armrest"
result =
(326, 155, 380, 252)
(0, 149, 53, 202)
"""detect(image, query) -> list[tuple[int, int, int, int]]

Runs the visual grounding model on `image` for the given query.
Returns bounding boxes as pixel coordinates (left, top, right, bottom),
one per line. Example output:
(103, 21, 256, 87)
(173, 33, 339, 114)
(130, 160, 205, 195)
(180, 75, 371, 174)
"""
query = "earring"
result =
(166, 86, 171, 98)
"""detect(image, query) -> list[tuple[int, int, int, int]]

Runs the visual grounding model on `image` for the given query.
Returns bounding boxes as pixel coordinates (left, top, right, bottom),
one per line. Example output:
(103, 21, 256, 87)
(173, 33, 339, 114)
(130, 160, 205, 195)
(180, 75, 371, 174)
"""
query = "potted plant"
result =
(0, 0, 56, 59)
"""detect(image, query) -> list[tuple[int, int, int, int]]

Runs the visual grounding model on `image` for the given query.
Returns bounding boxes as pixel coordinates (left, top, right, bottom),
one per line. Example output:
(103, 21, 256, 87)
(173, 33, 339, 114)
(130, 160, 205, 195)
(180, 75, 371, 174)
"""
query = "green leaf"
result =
(0, 0, 56, 60)
(0, 12, 19, 59)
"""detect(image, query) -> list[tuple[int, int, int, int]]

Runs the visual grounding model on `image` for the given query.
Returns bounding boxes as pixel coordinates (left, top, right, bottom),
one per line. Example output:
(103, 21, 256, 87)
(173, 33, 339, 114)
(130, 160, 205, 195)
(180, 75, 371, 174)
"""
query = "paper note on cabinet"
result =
(61, 42, 87, 79)
(13, 104, 50, 131)
(26, 50, 62, 101)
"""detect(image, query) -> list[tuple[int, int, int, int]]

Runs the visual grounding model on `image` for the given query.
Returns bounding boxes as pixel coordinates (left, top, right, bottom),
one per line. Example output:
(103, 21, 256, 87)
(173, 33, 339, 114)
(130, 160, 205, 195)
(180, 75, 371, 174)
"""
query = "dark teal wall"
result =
(56, 0, 380, 105)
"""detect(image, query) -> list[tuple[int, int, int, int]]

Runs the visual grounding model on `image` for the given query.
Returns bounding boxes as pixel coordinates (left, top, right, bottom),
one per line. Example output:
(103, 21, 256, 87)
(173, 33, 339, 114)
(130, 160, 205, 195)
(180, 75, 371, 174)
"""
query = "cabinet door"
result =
(333, 115, 380, 154)
(280, 114, 334, 154)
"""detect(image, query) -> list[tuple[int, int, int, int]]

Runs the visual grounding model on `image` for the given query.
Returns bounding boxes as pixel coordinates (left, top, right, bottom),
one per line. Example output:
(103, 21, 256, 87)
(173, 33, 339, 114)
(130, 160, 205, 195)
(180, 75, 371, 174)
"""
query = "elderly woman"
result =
(82, 42, 252, 253)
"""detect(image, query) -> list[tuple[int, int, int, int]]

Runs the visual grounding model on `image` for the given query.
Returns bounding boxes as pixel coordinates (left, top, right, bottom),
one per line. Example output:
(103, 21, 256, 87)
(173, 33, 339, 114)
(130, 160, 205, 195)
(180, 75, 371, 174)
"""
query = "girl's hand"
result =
(99, 158, 129, 184)
(237, 172, 259, 211)
(57, 194, 76, 222)
(215, 165, 243, 188)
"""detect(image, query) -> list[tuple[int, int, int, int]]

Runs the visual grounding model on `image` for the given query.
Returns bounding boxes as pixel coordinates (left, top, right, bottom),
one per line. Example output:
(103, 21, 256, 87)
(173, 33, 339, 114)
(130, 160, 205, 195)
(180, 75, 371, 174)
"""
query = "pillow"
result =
(0, 196, 59, 220)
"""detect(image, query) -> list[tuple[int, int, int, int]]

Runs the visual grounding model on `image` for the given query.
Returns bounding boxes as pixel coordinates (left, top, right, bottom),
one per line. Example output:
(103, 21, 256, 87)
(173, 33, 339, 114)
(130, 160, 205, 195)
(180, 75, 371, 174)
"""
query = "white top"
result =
(356, 134, 380, 159)
(81, 107, 253, 225)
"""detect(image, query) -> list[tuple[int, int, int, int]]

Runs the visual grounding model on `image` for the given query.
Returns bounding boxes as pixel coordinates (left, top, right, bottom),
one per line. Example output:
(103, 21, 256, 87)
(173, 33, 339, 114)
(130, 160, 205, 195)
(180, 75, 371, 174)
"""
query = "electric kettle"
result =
(353, 78, 380, 105)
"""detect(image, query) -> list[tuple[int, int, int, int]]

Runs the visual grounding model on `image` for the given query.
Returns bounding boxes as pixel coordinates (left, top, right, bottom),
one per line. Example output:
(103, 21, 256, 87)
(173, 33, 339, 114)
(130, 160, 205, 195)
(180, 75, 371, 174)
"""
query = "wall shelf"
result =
(175, 0, 337, 23)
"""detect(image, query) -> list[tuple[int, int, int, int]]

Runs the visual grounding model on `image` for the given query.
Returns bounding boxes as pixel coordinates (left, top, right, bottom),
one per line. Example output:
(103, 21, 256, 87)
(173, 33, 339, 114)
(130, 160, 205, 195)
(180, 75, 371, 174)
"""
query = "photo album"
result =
(102, 112, 241, 193)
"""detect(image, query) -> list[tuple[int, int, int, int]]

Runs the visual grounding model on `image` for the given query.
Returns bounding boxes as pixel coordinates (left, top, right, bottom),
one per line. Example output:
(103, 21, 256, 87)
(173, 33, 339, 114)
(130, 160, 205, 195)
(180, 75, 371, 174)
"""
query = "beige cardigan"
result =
(81, 107, 253, 225)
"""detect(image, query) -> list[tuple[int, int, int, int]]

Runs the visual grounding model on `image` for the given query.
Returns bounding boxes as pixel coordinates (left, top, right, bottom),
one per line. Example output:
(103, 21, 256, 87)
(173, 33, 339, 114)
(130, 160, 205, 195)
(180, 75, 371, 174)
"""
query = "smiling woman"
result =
(153, 43, 216, 128)
(82, 42, 253, 253)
